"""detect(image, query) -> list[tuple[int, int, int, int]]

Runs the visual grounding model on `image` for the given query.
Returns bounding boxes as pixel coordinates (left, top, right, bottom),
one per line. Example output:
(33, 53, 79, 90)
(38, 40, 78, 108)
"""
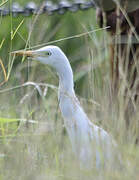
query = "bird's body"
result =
(57, 56, 114, 167)
(13, 45, 118, 169)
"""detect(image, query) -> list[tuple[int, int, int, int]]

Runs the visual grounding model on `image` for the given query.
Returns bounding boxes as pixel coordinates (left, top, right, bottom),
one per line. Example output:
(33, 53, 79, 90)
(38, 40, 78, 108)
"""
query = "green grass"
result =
(0, 0, 139, 179)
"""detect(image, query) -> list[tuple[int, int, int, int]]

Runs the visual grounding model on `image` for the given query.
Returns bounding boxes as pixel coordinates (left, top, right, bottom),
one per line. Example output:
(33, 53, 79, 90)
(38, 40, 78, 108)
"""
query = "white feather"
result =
(26, 45, 119, 169)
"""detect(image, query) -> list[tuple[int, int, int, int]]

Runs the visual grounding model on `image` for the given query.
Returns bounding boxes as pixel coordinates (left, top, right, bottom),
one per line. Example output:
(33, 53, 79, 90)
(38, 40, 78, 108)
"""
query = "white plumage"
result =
(13, 45, 118, 169)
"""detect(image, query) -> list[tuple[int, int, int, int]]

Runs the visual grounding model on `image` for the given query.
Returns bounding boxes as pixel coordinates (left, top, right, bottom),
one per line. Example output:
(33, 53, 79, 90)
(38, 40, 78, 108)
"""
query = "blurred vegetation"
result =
(0, 0, 138, 179)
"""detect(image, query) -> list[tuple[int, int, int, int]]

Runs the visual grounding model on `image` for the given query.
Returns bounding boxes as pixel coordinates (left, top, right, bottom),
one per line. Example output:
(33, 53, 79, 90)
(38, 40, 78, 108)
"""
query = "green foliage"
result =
(0, 0, 138, 179)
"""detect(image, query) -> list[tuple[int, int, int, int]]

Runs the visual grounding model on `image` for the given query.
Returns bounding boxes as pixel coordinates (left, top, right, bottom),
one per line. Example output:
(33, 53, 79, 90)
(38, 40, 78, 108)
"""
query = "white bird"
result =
(13, 46, 118, 169)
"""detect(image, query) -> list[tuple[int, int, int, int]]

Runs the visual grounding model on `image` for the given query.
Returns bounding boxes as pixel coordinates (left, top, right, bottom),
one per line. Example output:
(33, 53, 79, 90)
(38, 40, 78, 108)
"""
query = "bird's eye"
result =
(45, 51, 51, 56)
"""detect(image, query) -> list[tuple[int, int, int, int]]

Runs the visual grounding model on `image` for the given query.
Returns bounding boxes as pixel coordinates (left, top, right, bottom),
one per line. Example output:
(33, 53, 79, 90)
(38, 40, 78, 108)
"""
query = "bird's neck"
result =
(58, 64, 74, 96)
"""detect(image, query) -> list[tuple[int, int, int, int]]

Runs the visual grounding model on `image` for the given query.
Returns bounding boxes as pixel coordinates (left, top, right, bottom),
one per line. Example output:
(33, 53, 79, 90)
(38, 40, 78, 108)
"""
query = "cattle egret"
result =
(13, 46, 118, 169)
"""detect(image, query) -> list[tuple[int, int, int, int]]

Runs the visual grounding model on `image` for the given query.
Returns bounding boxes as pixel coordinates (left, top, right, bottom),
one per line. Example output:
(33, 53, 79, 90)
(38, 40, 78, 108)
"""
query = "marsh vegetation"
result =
(0, 0, 138, 179)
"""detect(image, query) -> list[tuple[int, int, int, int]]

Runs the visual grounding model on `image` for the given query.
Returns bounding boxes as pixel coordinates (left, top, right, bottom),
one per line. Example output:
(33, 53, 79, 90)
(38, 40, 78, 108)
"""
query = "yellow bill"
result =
(11, 50, 35, 57)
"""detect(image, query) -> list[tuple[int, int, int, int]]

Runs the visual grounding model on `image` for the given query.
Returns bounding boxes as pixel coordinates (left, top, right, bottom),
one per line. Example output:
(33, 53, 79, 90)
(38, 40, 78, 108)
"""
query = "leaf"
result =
(0, 58, 8, 86)
(11, 19, 24, 40)
(0, 117, 19, 123)
(0, 0, 8, 8)
(0, 38, 5, 50)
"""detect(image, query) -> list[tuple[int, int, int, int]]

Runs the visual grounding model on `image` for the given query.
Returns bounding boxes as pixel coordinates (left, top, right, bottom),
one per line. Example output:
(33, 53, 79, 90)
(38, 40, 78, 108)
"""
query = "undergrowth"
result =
(0, 0, 138, 179)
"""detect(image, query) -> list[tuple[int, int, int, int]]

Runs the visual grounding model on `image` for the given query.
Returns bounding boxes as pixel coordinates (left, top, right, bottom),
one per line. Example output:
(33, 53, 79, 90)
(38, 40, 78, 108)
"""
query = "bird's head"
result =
(12, 45, 69, 70)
